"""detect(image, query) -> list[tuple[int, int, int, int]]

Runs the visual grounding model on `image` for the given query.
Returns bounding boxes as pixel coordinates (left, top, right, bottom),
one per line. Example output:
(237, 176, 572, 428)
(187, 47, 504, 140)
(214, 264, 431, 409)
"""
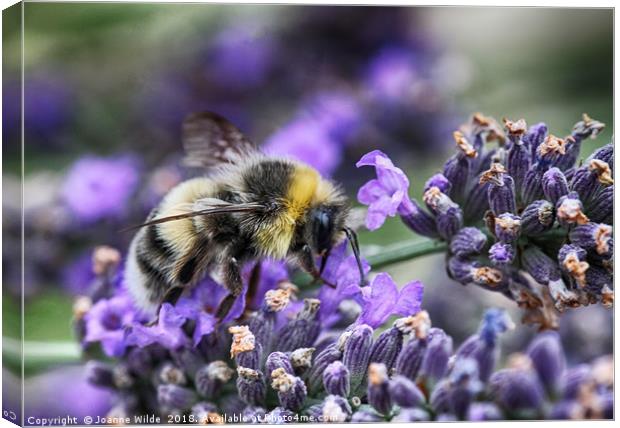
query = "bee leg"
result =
(244, 262, 262, 314)
(146, 286, 184, 327)
(215, 257, 243, 321)
(298, 244, 336, 289)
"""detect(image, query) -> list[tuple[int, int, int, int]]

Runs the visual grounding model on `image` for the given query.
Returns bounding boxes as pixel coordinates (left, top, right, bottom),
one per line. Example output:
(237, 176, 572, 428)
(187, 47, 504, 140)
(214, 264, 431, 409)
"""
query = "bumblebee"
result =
(125, 112, 365, 319)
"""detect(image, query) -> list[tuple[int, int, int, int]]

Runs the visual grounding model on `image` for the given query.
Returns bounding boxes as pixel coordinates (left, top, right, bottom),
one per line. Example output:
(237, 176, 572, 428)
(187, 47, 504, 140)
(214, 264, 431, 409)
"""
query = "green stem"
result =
(4, 237, 446, 372)
(365, 238, 447, 269)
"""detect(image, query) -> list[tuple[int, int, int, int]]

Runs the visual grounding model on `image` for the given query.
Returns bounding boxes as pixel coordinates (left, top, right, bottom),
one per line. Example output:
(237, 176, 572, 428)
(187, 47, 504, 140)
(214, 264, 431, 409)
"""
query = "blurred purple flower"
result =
(127, 303, 191, 350)
(24, 75, 73, 139)
(365, 47, 419, 102)
(263, 118, 342, 176)
(24, 366, 112, 420)
(62, 251, 95, 295)
(61, 155, 141, 223)
(84, 294, 137, 357)
(207, 24, 275, 88)
(358, 273, 424, 328)
(301, 90, 362, 141)
(356, 150, 411, 230)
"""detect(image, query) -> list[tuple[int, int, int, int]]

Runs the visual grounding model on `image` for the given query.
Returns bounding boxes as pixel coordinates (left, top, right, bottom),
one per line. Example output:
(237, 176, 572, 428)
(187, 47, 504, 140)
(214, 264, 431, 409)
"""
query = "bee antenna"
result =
(342, 227, 367, 286)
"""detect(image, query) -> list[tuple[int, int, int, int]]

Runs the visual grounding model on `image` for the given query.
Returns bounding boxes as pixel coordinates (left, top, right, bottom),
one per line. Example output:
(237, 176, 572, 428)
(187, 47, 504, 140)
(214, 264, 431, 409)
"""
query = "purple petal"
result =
(356, 150, 390, 168)
(357, 179, 385, 205)
(193, 313, 217, 346)
(394, 280, 424, 316)
(359, 273, 398, 328)
(159, 303, 186, 329)
(219, 284, 247, 323)
(375, 159, 409, 193)
(366, 195, 399, 230)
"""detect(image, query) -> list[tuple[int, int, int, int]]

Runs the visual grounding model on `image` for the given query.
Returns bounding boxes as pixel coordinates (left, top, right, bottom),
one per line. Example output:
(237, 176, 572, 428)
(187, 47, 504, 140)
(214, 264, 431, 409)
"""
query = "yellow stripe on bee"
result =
(286, 165, 319, 220)
(256, 165, 320, 259)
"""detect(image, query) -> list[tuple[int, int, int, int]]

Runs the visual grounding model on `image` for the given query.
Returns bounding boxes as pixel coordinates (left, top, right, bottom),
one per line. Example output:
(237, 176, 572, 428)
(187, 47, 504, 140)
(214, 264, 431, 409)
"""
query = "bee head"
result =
(307, 205, 347, 255)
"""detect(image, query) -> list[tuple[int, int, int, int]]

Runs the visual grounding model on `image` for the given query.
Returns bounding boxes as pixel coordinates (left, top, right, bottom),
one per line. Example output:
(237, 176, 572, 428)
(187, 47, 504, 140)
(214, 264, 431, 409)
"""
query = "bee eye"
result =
(312, 208, 333, 253)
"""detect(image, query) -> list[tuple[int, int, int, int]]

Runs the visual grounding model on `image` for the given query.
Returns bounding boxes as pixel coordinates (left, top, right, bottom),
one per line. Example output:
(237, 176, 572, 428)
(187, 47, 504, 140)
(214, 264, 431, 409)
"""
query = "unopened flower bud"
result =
(323, 361, 350, 397)
(522, 246, 561, 285)
(521, 168, 545, 205)
(587, 142, 613, 166)
(398, 197, 439, 238)
(265, 352, 294, 376)
(424, 173, 451, 194)
(489, 369, 544, 412)
(321, 395, 352, 422)
(419, 328, 453, 384)
(342, 324, 373, 393)
(229, 325, 261, 369)
(522, 122, 548, 160)
(536, 134, 567, 166)
(195, 361, 234, 399)
(481, 164, 516, 214)
(443, 154, 470, 200)
(270, 368, 307, 411)
(394, 337, 427, 381)
(367, 363, 392, 415)
(388, 375, 425, 408)
(275, 298, 321, 352)
(506, 134, 530, 189)
(558, 244, 589, 288)
(449, 358, 483, 419)
(542, 167, 569, 204)
(289, 347, 314, 374)
(526, 331, 566, 394)
(158, 384, 197, 411)
(307, 344, 342, 395)
(569, 223, 612, 256)
(368, 326, 403, 372)
(159, 363, 186, 386)
(587, 185, 613, 224)
(236, 367, 266, 406)
(494, 213, 521, 243)
(556, 193, 589, 226)
(463, 179, 490, 223)
(450, 227, 487, 258)
(520, 200, 555, 235)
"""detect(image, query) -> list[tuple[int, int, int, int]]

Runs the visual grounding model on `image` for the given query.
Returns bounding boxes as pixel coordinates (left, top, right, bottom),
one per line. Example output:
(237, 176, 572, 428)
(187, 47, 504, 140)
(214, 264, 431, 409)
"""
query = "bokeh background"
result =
(2, 3, 613, 419)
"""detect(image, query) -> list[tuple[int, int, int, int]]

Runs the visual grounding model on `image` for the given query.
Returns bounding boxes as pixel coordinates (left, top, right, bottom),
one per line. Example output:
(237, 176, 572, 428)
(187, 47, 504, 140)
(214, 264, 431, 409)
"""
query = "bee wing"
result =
(182, 111, 260, 168)
(122, 199, 266, 231)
